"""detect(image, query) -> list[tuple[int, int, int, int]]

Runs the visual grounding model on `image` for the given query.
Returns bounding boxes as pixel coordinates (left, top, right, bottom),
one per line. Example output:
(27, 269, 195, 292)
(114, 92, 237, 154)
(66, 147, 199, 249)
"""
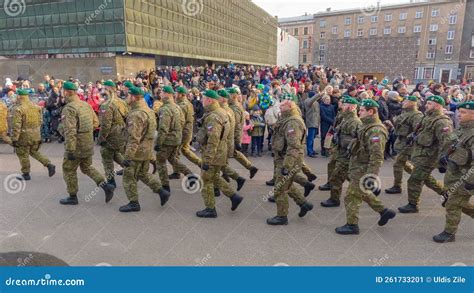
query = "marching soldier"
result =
(196, 90, 243, 218)
(11, 89, 55, 181)
(398, 96, 451, 213)
(433, 101, 474, 243)
(267, 98, 314, 225)
(97, 80, 129, 188)
(59, 81, 114, 205)
(336, 99, 396, 235)
(321, 96, 361, 208)
(119, 87, 170, 212)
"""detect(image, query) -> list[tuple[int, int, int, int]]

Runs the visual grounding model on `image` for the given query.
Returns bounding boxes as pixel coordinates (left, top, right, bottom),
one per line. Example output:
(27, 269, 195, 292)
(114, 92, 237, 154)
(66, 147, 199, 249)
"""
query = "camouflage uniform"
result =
(62, 94, 105, 195)
(156, 100, 190, 187)
(98, 96, 129, 183)
(405, 110, 452, 206)
(220, 103, 242, 180)
(0, 101, 11, 144)
(321, 112, 344, 188)
(11, 95, 51, 174)
(442, 121, 474, 234)
(344, 116, 388, 225)
(123, 98, 163, 202)
(173, 96, 201, 168)
(229, 99, 254, 170)
(196, 102, 236, 209)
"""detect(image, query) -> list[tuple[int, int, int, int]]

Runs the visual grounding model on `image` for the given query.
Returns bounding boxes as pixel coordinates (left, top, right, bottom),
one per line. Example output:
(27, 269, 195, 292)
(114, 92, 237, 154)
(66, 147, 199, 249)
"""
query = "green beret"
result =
(163, 86, 175, 94)
(217, 89, 229, 98)
(457, 101, 474, 110)
(129, 86, 144, 96)
(342, 96, 359, 105)
(16, 89, 30, 96)
(405, 96, 418, 102)
(203, 90, 219, 99)
(176, 86, 188, 94)
(427, 95, 446, 106)
(103, 80, 116, 88)
(360, 99, 379, 108)
(227, 87, 238, 94)
(63, 81, 78, 91)
(123, 81, 134, 89)
(256, 84, 265, 90)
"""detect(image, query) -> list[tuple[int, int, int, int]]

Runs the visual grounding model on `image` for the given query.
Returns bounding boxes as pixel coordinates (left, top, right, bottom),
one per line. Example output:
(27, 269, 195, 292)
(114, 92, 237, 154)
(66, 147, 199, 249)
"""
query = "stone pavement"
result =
(0, 143, 472, 266)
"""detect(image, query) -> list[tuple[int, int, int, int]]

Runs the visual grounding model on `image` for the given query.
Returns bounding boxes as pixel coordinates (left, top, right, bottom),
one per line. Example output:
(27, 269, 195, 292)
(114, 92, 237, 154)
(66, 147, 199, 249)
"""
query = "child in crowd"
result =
(241, 111, 252, 156)
(250, 107, 265, 157)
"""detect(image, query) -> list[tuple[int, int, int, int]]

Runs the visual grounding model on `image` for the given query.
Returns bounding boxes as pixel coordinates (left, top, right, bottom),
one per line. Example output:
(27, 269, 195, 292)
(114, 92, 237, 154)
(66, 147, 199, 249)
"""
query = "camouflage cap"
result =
(129, 86, 144, 96)
(163, 85, 175, 94)
(360, 99, 379, 108)
(426, 95, 446, 106)
(457, 101, 474, 110)
(63, 81, 77, 90)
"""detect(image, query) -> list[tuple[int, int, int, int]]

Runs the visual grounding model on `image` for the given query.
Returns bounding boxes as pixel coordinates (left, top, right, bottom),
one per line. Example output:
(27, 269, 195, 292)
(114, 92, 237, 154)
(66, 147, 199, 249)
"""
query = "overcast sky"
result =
(252, 0, 414, 18)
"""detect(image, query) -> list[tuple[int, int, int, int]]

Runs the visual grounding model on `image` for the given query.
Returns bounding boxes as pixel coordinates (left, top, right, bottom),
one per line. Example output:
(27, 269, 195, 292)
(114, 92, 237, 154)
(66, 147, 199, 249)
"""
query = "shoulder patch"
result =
(371, 136, 380, 143)
(442, 126, 450, 132)
(207, 124, 213, 132)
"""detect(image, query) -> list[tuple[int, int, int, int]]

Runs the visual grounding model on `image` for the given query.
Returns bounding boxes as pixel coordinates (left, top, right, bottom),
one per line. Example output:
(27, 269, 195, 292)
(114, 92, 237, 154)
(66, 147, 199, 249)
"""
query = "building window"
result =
(344, 29, 351, 38)
(445, 45, 453, 54)
(357, 29, 363, 37)
(358, 16, 365, 24)
(304, 27, 309, 35)
(430, 24, 438, 32)
(294, 28, 299, 35)
(415, 11, 423, 19)
(302, 54, 307, 63)
(432, 8, 440, 17)
(416, 38, 421, 46)
(320, 20, 326, 28)
(424, 67, 434, 79)
(385, 14, 392, 21)
(399, 12, 407, 20)
(319, 55, 325, 62)
(449, 14, 457, 25)
(303, 40, 308, 49)
(428, 37, 437, 45)
(319, 44, 326, 50)
(414, 67, 420, 79)
(345, 17, 351, 25)
(384, 27, 391, 35)
(332, 26, 338, 34)
(447, 30, 455, 40)
(370, 28, 377, 36)
(320, 32, 326, 38)
(371, 15, 378, 23)
(426, 51, 435, 59)
(398, 26, 406, 34)
(413, 25, 422, 33)
(470, 49, 474, 58)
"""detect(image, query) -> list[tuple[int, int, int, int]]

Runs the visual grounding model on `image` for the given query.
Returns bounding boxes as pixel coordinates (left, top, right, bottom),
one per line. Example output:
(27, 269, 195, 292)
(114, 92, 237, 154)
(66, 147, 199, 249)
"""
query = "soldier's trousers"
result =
(407, 165, 445, 205)
(393, 153, 443, 194)
(124, 160, 162, 202)
(100, 146, 124, 181)
(326, 149, 338, 183)
(329, 157, 350, 201)
(345, 173, 386, 225)
(63, 156, 105, 196)
(444, 187, 474, 234)
(234, 150, 253, 170)
(271, 157, 308, 187)
(274, 161, 306, 217)
(301, 163, 314, 178)
(157, 145, 191, 186)
(201, 165, 235, 209)
(173, 131, 201, 172)
(15, 144, 50, 174)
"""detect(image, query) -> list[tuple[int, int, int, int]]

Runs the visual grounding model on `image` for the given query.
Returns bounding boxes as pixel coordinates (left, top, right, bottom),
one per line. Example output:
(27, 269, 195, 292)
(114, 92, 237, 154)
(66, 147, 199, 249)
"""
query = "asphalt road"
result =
(0, 142, 472, 266)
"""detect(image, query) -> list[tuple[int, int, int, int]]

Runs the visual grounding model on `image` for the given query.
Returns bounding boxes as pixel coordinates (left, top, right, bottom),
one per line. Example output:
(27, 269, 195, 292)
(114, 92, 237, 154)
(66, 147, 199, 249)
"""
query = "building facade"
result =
(0, 0, 277, 82)
(278, 14, 316, 65)
(279, 0, 473, 83)
(277, 28, 299, 66)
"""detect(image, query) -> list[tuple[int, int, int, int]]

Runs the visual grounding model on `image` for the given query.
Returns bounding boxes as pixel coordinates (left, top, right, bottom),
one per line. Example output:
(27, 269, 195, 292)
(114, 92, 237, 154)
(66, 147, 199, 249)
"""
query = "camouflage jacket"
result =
(156, 100, 184, 147)
(229, 101, 244, 146)
(221, 103, 235, 157)
(444, 120, 474, 188)
(0, 101, 9, 134)
(11, 96, 42, 146)
(124, 99, 156, 161)
(177, 97, 194, 141)
(334, 110, 361, 157)
(98, 97, 129, 150)
(393, 108, 423, 153)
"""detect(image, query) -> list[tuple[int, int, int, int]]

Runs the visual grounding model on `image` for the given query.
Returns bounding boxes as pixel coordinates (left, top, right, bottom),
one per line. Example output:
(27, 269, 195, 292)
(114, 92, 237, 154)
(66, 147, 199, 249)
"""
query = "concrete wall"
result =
(277, 28, 299, 66)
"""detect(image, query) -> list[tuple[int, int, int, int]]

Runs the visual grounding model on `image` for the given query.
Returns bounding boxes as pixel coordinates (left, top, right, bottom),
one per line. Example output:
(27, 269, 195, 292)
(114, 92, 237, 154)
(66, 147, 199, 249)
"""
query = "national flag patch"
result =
(61, 115, 65, 120)
(287, 128, 295, 135)
(207, 124, 213, 132)
(371, 136, 380, 142)
(442, 127, 450, 132)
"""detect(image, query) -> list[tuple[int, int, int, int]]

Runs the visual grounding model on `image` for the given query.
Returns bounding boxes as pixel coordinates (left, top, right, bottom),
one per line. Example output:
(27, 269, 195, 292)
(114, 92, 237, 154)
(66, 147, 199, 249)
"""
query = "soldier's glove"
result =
(438, 167, 447, 174)
(154, 144, 160, 152)
(281, 168, 289, 176)
(202, 163, 210, 171)
(439, 155, 449, 167)
(122, 160, 131, 168)
(66, 152, 76, 161)
(11, 141, 18, 148)
(235, 143, 242, 152)
(464, 183, 474, 191)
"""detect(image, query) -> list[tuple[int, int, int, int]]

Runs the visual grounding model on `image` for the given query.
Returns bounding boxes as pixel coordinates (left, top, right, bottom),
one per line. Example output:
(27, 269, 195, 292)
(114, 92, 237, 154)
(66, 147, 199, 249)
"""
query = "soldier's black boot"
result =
(59, 194, 78, 205)
(119, 201, 141, 212)
(101, 182, 115, 203)
(318, 182, 332, 191)
(265, 178, 275, 186)
(214, 188, 221, 197)
(385, 186, 402, 194)
(107, 177, 117, 189)
(268, 195, 276, 203)
(196, 208, 217, 218)
(249, 166, 258, 179)
(298, 201, 314, 217)
(378, 208, 396, 226)
(320, 199, 340, 207)
(398, 203, 418, 213)
(115, 169, 124, 176)
(433, 231, 455, 243)
(47, 164, 56, 177)
(168, 172, 181, 180)
(163, 185, 171, 193)
(156, 188, 170, 206)
(236, 177, 246, 191)
(335, 224, 360, 235)
(306, 173, 317, 182)
(266, 216, 288, 225)
(304, 182, 315, 197)
(16, 173, 31, 181)
(230, 194, 243, 211)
